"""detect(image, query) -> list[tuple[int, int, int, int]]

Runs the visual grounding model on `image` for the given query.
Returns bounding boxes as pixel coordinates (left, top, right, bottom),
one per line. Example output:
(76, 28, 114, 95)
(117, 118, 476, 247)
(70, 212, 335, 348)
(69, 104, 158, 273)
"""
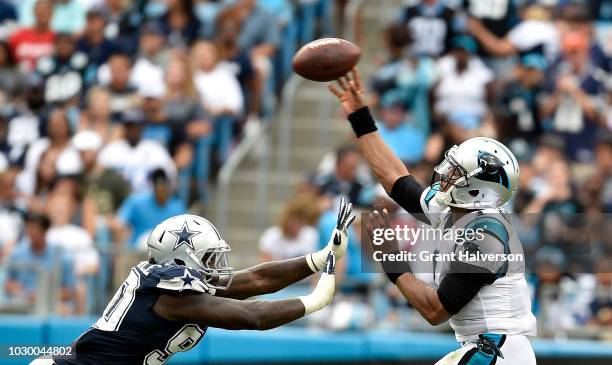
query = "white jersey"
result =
(419, 184, 537, 343)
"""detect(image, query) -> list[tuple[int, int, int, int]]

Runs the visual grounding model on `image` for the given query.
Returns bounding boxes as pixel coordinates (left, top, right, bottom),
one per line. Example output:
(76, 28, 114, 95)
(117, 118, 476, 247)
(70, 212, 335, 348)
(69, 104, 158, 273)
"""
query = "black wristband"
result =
(380, 250, 412, 285)
(385, 272, 403, 284)
(347, 106, 377, 137)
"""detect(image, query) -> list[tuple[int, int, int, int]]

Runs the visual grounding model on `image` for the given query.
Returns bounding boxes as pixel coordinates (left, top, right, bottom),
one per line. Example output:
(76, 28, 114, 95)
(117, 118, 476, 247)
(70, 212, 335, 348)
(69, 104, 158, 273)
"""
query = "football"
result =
(292, 38, 361, 82)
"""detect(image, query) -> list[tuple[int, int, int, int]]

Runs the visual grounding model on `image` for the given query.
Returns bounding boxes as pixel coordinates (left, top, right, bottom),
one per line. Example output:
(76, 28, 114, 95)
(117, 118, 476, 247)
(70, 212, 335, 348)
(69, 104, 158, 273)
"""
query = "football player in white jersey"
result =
(329, 69, 537, 365)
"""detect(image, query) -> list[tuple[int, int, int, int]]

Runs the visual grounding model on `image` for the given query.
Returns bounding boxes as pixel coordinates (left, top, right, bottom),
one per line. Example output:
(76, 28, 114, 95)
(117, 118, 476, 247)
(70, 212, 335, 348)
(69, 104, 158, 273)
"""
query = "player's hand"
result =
(328, 68, 368, 116)
(306, 197, 356, 272)
(331, 196, 356, 259)
(366, 209, 400, 254)
(300, 252, 336, 315)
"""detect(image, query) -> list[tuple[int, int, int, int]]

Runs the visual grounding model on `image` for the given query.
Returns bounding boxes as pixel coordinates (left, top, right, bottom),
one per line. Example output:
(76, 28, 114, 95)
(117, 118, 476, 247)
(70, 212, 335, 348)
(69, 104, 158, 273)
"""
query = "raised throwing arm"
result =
(328, 69, 409, 193)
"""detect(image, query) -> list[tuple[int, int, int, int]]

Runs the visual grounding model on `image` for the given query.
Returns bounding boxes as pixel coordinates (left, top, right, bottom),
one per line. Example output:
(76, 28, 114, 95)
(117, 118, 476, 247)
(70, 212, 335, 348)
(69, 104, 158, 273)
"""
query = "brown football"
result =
(292, 38, 361, 82)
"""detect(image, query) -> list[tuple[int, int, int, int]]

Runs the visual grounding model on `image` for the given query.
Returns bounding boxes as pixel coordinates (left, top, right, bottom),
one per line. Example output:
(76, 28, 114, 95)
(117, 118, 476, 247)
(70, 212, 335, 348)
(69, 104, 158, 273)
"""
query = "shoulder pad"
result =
(136, 262, 213, 295)
(464, 216, 509, 247)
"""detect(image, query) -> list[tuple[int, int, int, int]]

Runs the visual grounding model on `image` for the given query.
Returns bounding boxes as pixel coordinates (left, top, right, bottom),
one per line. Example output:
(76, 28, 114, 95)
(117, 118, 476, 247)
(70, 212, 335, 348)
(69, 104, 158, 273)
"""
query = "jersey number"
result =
(95, 269, 140, 331)
(144, 324, 205, 365)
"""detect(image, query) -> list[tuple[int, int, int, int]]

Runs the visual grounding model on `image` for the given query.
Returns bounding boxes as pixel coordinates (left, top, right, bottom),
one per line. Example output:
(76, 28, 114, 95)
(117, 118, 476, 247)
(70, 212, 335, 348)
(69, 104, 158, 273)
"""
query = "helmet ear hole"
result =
(174, 258, 186, 266)
(469, 190, 479, 197)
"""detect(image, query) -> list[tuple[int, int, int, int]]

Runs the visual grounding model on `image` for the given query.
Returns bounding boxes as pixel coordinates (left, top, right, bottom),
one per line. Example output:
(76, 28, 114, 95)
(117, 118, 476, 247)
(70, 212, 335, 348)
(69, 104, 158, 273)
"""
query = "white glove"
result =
(306, 197, 356, 272)
(299, 252, 335, 315)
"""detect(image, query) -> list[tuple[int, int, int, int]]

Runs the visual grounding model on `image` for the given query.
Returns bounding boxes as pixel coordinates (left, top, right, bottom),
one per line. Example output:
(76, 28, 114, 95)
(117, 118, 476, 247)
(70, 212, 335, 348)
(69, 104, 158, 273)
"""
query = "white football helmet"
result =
(147, 214, 234, 290)
(431, 137, 519, 209)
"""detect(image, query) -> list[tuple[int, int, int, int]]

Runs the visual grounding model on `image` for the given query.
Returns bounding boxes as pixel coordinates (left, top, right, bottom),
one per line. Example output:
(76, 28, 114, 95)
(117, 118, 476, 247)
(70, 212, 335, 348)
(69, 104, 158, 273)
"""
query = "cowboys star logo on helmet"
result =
(170, 222, 201, 251)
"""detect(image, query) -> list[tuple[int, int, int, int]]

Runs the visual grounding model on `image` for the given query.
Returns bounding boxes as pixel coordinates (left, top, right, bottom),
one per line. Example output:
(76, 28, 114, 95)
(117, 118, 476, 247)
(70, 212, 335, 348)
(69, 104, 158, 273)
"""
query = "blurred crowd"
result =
(0, 0, 332, 315)
(257, 0, 612, 338)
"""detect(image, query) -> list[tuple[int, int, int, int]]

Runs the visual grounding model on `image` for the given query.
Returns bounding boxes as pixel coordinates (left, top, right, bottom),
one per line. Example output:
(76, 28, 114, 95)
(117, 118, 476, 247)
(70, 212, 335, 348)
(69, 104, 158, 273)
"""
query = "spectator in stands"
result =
(462, 0, 518, 62)
(131, 21, 169, 94)
(164, 53, 212, 203)
(398, 0, 458, 58)
(98, 108, 176, 192)
(139, 78, 193, 203)
(259, 197, 320, 262)
(78, 87, 122, 144)
(520, 145, 577, 215)
(468, 2, 560, 61)
(46, 192, 99, 314)
(5, 213, 75, 314)
(0, 165, 22, 259)
(0, 0, 18, 40)
(581, 132, 612, 213)
(20, 108, 78, 206)
(529, 245, 595, 331)
(233, 0, 280, 59)
(376, 96, 427, 165)
(540, 31, 607, 162)
(0, 41, 22, 103)
(76, 7, 117, 76)
(19, 0, 86, 34)
(8, 0, 55, 71)
(100, 52, 139, 121)
(192, 41, 244, 118)
(588, 257, 612, 328)
(191, 41, 242, 161)
(433, 35, 495, 144)
(114, 168, 186, 248)
(214, 7, 259, 117)
(36, 32, 88, 106)
(97, 0, 126, 41)
(494, 53, 548, 145)
(156, 0, 202, 48)
(313, 145, 374, 208)
(3, 74, 45, 161)
(231, 0, 280, 112)
(72, 130, 130, 221)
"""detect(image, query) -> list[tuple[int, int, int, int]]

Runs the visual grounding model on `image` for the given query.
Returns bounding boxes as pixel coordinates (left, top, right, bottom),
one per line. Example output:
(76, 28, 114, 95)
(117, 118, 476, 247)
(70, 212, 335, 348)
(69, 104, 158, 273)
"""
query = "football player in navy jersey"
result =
(37, 199, 355, 365)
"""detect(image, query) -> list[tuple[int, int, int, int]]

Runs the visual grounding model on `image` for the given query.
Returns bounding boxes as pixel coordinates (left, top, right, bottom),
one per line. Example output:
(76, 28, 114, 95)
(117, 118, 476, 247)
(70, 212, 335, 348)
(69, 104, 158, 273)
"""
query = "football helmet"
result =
(431, 137, 519, 209)
(147, 214, 234, 290)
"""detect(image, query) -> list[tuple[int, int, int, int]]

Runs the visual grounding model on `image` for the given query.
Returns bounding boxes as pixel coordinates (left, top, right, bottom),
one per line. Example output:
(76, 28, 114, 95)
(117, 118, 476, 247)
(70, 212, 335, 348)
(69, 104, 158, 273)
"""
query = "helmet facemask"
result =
(190, 241, 234, 291)
(431, 145, 504, 209)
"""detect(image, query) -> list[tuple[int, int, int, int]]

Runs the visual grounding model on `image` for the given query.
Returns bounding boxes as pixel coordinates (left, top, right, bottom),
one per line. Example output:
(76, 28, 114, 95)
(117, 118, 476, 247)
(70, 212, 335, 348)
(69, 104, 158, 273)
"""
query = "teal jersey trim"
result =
(464, 216, 510, 279)
(424, 183, 440, 207)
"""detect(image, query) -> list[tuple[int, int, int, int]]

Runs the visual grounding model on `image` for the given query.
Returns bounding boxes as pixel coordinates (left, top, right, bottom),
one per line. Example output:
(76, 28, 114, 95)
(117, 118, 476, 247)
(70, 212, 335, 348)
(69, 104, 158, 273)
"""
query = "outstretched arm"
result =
(328, 70, 409, 193)
(154, 253, 336, 330)
(218, 198, 356, 300)
(216, 257, 313, 300)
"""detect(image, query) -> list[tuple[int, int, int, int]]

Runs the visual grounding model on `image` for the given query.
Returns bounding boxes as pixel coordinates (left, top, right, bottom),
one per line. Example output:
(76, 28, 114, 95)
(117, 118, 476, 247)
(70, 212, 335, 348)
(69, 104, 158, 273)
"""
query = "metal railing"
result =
(215, 119, 271, 234)
(215, 0, 366, 232)
(275, 0, 365, 200)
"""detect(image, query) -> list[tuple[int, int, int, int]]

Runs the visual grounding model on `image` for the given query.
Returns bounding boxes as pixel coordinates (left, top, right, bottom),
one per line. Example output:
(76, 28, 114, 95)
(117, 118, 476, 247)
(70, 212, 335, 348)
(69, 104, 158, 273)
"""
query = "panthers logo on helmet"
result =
(475, 151, 510, 190)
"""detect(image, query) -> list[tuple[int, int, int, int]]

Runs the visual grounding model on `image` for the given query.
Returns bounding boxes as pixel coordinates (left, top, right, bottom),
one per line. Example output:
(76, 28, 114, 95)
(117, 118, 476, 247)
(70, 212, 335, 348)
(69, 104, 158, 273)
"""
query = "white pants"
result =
(435, 335, 536, 365)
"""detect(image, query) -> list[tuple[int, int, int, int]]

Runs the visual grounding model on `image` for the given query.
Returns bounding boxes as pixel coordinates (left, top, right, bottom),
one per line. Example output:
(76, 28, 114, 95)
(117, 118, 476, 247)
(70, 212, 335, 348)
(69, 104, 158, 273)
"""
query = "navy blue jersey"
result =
(55, 262, 211, 365)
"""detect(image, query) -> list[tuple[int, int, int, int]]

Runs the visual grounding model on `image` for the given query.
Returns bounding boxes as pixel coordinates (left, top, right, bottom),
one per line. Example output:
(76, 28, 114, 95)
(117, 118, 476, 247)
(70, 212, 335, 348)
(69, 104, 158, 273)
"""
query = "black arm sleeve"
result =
(390, 175, 429, 224)
(436, 263, 496, 315)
